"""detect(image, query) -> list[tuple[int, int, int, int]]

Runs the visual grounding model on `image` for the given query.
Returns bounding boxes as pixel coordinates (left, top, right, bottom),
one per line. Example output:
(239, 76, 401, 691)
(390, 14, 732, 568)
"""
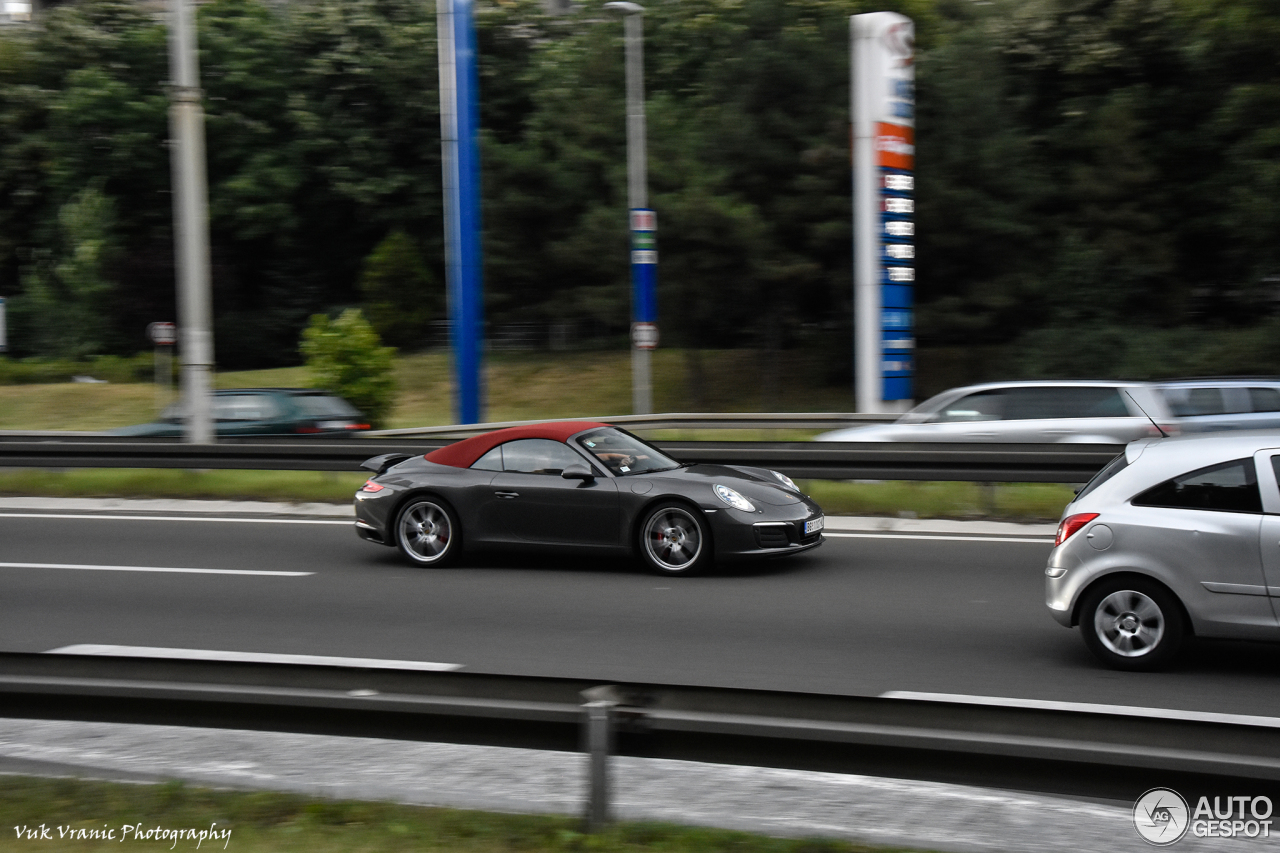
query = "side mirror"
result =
(561, 464, 595, 481)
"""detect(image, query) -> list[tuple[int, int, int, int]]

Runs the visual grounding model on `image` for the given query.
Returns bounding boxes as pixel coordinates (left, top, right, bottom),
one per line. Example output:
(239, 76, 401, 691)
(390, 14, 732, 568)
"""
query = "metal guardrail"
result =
(2, 652, 1280, 813)
(367, 412, 900, 437)
(0, 435, 1121, 482)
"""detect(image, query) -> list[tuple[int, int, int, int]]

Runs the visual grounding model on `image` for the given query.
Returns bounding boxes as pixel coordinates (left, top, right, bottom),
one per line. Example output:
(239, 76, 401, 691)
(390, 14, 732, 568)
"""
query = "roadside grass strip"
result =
(0, 777, 916, 853)
(44, 645, 461, 672)
(0, 563, 311, 577)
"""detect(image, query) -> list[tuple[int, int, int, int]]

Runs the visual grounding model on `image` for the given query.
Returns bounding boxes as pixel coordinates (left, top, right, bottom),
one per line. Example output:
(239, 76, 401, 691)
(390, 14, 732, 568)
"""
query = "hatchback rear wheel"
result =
(1079, 577, 1183, 670)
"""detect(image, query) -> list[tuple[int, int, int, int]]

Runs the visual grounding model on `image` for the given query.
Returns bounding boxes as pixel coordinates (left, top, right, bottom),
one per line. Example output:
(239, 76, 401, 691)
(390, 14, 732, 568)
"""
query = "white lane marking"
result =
(46, 644, 462, 672)
(827, 532, 1054, 544)
(881, 690, 1280, 729)
(0, 513, 350, 525)
(0, 562, 311, 577)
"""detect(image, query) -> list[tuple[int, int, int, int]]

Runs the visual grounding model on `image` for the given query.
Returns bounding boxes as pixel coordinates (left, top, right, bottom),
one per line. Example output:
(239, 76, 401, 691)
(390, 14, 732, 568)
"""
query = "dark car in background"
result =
(110, 388, 369, 437)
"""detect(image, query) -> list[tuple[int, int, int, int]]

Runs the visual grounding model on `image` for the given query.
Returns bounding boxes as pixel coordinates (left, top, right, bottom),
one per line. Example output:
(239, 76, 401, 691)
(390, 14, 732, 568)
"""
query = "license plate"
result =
(804, 516, 825, 534)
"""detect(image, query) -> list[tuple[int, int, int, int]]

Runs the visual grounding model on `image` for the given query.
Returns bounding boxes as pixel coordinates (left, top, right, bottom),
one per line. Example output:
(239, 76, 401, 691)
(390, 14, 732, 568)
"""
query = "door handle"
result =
(494, 491, 519, 499)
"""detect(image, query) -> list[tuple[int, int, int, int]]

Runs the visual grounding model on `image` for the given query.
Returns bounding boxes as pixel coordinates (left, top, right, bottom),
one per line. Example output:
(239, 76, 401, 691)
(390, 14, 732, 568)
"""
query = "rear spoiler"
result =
(360, 453, 413, 476)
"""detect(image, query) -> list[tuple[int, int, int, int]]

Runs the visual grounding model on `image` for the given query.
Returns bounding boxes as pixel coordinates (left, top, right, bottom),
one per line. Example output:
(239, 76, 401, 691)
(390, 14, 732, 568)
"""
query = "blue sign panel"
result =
(630, 208, 658, 325)
(879, 166, 913, 401)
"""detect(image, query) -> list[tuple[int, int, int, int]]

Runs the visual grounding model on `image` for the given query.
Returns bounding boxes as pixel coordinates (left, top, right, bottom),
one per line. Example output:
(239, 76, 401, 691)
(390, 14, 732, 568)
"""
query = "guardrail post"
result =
(582, 698, 616, 831)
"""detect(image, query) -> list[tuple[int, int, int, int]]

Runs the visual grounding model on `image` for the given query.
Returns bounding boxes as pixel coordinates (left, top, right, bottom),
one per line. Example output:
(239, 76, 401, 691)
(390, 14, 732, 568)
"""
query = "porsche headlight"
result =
(714, 484, 756, 512)
(771, 470, 798, 491)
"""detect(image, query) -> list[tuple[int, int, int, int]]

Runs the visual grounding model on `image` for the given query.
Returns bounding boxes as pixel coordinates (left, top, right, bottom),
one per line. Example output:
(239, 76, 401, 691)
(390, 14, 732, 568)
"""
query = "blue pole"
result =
(438, 0, 484, 425)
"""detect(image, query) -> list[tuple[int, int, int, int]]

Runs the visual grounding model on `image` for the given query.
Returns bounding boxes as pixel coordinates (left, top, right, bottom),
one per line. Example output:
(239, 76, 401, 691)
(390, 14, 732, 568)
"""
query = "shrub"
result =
(299, 309, 396, 428)
(358, 231, 441, 349)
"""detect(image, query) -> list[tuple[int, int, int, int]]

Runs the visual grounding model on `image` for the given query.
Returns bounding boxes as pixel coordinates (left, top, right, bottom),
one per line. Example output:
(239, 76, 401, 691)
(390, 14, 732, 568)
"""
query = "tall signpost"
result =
(437, 0, 485, 425)
(168, 0, 215, 443)
(606, 1, 657, 416)
(851, 12, 915, 414)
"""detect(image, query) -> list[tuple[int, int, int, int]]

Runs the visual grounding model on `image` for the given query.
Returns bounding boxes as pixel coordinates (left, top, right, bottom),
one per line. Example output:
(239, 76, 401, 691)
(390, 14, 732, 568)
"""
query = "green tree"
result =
(15, 182, 120, 358)
(299, 309, 397, 428)
(359, 230, 441, 348)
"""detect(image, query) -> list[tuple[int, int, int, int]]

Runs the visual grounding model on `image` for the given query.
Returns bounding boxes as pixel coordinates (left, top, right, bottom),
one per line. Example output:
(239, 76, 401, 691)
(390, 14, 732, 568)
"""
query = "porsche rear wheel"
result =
(395, 497, 460, 567)
(639, 503, 710, 575)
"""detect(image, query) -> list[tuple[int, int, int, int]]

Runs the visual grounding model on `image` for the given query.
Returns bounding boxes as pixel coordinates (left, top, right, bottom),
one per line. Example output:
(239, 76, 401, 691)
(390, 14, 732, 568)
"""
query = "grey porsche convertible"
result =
(354, 421, 825, 574)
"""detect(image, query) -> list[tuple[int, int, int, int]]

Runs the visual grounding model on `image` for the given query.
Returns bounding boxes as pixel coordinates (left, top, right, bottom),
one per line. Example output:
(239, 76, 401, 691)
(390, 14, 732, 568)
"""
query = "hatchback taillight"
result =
(1055, 512, 1099, 547)
(360, 480, 385, 493)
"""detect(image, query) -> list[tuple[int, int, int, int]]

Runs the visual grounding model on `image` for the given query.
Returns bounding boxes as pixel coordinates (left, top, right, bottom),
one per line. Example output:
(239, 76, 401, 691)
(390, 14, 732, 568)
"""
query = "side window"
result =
(470, 446, 503, 471)
(1004, 387, 1128, 420)
(1250, 388, 1280, 413)
(1133, 458, 1262, 514)
(931, 391, 1004, 423)
(1163, 388, 1228, 417)
(214, 395, 278, 421)
(497, 439, 585, 475)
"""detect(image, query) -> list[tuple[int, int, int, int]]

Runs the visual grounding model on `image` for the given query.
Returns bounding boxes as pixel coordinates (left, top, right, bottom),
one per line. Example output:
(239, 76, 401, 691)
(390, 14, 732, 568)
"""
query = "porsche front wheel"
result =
(395, 497, 460, 567)
(639, 504, 710, 575)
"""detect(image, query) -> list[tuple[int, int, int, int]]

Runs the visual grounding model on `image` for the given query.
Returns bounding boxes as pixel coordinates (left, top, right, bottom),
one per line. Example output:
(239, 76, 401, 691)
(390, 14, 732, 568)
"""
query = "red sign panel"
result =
(875, 123, 914, 171)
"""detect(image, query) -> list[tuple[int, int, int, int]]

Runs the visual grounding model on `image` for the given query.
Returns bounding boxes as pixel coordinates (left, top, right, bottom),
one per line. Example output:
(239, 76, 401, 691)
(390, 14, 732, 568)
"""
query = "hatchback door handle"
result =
(494, 491, 519, 499)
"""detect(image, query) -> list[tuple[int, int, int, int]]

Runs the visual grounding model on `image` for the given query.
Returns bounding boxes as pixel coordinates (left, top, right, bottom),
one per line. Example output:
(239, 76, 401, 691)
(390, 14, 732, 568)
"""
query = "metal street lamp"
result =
(605, 1, 657, 416)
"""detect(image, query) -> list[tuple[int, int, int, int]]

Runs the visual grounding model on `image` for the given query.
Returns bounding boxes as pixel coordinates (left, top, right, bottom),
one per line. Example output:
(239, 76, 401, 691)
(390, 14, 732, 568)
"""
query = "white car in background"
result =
(816, 381, 1176, 443)
(1157, 379, 1280, 434)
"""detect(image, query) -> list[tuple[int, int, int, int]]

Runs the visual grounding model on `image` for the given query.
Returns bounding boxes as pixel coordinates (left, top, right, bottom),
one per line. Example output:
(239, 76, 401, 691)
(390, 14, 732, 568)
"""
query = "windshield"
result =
(575, 427, 680, 476)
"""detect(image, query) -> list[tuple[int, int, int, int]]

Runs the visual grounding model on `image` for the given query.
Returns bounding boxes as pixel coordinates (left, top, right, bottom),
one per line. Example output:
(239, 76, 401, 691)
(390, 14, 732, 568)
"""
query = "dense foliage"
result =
(0, 0, 1277, 380)
(299, 308, 396, 428)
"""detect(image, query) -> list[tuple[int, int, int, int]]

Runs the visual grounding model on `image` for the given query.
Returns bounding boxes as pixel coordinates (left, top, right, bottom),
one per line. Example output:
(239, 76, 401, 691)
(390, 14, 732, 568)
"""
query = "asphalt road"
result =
(4, 510, 1280, 716)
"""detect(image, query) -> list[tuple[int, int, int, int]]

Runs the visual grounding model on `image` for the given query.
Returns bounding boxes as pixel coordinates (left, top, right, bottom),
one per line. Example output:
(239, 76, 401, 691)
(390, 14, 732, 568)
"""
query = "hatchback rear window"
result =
(1132, 458, 1262, 514)
(1074, 453, 1129, 503)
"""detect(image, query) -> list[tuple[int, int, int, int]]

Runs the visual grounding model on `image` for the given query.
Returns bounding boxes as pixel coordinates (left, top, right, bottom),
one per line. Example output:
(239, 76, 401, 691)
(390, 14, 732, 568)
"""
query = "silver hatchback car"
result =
(1047, 431, 1280, 669)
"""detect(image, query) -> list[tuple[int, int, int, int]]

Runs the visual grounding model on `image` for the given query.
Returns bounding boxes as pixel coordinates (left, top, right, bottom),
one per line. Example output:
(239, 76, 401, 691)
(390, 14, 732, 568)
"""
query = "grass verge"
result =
(799, 480, 1074, 522)
(0, 777, 918, 853)
(0, 468, 1071, 520)
(0, 469, 367, 503)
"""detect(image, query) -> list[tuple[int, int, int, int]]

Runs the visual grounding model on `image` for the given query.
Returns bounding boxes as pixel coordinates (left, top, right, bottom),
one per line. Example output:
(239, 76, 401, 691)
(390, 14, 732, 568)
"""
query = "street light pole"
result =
(605, 1, 656, 416)
(168, 0, 215, 444)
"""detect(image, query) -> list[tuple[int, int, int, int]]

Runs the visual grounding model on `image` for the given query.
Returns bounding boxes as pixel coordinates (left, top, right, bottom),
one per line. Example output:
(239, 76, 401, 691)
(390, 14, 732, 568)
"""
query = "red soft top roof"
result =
(424, 421, 612, 469)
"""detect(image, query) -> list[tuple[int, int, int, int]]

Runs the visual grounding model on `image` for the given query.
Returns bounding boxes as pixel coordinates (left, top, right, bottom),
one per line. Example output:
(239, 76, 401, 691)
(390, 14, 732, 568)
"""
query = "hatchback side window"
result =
(497, 439, 586, 475)
(1250, 388, 1280, 413)
(931, 391, 1004, 422)
(1132, 458, 1262, 514)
